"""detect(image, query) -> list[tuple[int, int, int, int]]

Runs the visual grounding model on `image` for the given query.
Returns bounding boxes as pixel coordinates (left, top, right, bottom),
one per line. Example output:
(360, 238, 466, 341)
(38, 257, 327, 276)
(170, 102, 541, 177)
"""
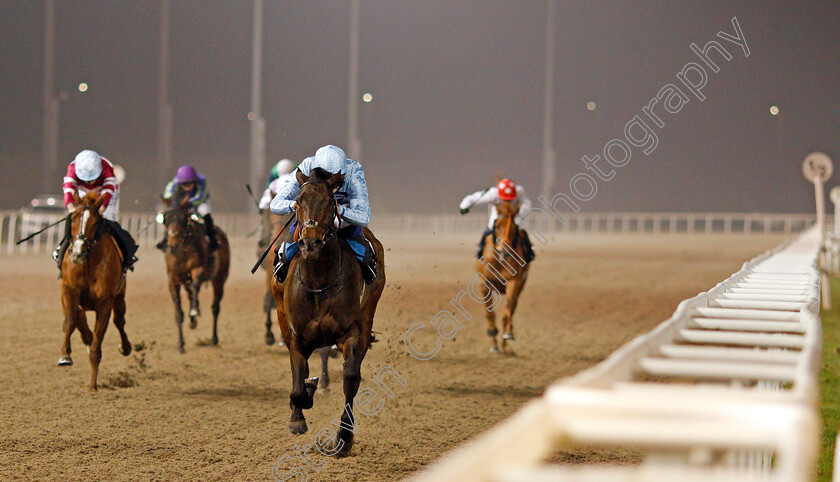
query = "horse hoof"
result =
(489, 347, 500, 355)
(177, 345, 185, 354)
(503, 332, 515, 340)
(189, 318, 198, 330)
(332, 436, 353, 457)
(57, 356, 73, 366)
(265, 333, 275, 346)
(211, 337, 219, 346)
(289, 420, 308, 434)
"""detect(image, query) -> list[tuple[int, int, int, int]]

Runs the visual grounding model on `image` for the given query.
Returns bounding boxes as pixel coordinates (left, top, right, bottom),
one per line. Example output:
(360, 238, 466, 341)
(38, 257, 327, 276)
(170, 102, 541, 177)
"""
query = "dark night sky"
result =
(1, 1, 838, 214)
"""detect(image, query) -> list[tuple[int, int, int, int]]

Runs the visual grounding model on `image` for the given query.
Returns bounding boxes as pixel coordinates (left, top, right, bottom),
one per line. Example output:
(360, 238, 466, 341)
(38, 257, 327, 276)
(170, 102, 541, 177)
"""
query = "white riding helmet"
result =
(74, 150, 102, 181)
(313, 145, 347, 174)
(276, 158, 296, 176)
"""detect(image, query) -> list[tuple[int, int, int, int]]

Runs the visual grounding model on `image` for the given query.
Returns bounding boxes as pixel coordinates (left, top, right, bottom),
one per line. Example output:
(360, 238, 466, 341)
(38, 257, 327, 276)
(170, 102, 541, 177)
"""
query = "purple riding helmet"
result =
(175, 165, 199, 183)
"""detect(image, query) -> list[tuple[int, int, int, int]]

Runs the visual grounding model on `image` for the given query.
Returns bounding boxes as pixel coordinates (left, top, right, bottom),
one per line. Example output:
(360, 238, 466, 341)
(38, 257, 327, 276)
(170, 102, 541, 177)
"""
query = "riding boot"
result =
(476, 227, 493, 259)
(520, 229, 535, 263)
(273, 242, 298, 283)
(156, 234, 168, 251)
(340, 226, 377, 285)
(108, 220, 139, 272)
(52, 216, 73, 272)
(204, 214, 220, 251)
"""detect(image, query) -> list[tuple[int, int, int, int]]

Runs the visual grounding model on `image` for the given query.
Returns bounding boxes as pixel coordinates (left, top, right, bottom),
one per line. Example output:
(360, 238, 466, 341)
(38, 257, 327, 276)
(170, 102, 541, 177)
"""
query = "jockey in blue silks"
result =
(269, 145, 377, 284)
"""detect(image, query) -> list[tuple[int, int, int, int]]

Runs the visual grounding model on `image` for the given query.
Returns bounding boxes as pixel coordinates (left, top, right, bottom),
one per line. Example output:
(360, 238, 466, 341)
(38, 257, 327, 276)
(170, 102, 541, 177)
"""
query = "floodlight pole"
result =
(347, 0, 361, 160)
(42, 0, 58, 194)
(540, 0, 556, 204)
(249, 0, 266, 213)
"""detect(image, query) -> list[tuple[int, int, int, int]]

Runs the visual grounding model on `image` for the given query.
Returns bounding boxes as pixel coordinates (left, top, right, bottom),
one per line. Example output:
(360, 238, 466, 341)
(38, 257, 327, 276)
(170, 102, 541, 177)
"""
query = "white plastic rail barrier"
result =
(0, 211, 816, 256)
(413, 225, 824, 482)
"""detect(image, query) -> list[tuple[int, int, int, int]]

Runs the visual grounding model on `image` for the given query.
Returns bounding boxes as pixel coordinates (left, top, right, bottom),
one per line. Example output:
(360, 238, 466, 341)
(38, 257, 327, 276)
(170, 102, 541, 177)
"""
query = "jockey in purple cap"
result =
(157, 165, 219, 251)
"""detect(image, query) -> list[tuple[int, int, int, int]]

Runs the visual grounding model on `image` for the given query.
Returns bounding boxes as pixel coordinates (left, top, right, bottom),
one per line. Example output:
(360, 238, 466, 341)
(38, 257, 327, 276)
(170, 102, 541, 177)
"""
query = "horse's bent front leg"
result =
(169, 279, 185, 353)
(288, 346, 314, 434)
(88, 301, 113, 392)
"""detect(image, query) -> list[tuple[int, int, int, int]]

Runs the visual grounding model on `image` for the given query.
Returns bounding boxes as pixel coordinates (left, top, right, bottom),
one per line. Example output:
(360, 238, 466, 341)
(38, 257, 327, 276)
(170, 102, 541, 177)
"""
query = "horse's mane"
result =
(308, 167, 333, 183)
(81, 190, 101, 205)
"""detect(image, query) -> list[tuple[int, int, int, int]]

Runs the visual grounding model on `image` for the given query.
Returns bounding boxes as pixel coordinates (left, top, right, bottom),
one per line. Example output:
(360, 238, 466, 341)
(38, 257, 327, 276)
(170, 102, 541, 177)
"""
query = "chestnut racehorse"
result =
(58, 190, 132, 392)
(477, 200, 531, 354)
(161, 194, 230, 353)
(271, 167, 386, 456)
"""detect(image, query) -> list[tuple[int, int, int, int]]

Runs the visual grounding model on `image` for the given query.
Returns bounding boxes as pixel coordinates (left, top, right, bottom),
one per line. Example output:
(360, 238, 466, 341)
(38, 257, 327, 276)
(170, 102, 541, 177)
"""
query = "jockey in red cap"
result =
(459, 178, 536, 262)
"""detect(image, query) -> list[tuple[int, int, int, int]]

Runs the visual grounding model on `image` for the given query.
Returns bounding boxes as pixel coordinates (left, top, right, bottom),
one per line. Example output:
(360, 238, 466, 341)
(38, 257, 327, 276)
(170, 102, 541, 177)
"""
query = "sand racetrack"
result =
(0, 231, 788, 480)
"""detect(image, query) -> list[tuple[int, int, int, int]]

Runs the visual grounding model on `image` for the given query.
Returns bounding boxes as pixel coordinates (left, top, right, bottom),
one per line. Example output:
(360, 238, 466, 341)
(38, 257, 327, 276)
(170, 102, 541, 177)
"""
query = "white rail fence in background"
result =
(413, 226, 824, 482)
(0, 211, 817, 256)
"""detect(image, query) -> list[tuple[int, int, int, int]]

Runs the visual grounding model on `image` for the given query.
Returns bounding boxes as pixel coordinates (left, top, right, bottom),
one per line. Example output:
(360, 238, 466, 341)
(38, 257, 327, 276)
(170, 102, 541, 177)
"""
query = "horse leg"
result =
(75, 306, 93, 347)
(480, 283, 500, 354)
(263, 287, 275, 346)
(188, 278, 201, 329)
(169, 280, 186, 353)
(59, 290, 77, 366)
(333, 330, 367, 456)
(210, 277, 224, 346)
(112, 293, 132, 356)
(318, 347, 330, 391)
(88, 301, 112, 392)
(288, 346, 315, 434)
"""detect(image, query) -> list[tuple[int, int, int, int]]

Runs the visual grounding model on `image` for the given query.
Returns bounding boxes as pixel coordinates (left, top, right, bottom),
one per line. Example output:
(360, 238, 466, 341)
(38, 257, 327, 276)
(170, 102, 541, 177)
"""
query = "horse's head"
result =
(162, 193, 200, 253)
(295, 167, 344, 260)
(493, 200, 520, 250)
(69, 190, 106, 265)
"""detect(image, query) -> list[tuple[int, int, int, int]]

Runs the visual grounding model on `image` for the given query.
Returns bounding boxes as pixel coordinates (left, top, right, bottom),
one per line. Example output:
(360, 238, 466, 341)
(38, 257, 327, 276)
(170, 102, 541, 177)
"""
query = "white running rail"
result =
(412, 226, 824, 482)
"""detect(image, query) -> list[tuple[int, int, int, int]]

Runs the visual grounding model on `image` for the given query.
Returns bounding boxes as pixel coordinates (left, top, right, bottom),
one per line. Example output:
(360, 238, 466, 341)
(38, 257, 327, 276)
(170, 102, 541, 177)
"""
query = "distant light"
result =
(46, 198, 56, 206)
(247, 112, 256, 121)
(586, 101, 596, 111)
(769, 105, 780, 116)
(362, 93, 373, 103)
(78, 83, 88, 93)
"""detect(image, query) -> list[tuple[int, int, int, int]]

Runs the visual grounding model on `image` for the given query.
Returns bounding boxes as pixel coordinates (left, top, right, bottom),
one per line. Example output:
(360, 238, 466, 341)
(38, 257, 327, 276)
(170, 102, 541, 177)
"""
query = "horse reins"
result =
(294, 183, 345, 294)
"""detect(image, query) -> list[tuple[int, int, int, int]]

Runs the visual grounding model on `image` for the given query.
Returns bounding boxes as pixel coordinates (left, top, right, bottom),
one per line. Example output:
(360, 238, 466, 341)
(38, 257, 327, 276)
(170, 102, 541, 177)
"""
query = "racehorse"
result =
(477, 200, 531, 354)
(259, 199, 337, 389)
(258, 206, 292, 346)
(271, 167, 386, 456)
(161, 193, 230, 353)
(58, 190, 132, 392)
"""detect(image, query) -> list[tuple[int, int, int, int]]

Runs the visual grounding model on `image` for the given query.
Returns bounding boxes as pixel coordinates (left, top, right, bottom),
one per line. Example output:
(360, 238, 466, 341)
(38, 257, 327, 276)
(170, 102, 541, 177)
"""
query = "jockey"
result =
(459, 178, 536, 262)
(259, 158, 297, 210)
(53, 149, 138, 272)
(269, 145, 377, 284)
(257, 159, 297, 249)
(158, 165, 219, 251)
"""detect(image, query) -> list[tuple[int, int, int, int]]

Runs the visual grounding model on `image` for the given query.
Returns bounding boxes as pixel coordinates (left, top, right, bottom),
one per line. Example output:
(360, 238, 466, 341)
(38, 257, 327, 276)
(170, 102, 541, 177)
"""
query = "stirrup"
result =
(52, 248, 60, 261)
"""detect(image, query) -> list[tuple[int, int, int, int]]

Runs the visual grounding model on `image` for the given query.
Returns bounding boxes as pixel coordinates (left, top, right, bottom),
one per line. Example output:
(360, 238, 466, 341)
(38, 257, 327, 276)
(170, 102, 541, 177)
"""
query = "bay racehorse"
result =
(477, 200, 531, 354)
(58, 190, 132, 391)
(161, 193, 230, 353)
(259, 199, 337, 389)
(258, 205, 292, 346)
(272, 167, 386, 456)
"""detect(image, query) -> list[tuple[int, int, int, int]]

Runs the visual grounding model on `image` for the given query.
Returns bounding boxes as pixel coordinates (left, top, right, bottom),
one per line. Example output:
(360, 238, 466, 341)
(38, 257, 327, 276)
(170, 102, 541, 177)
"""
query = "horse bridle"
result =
(294, 181, 344, 294)
(494, 211, 519, 251)
(164, 209, 201, 250)
(71, 205, 105, 260)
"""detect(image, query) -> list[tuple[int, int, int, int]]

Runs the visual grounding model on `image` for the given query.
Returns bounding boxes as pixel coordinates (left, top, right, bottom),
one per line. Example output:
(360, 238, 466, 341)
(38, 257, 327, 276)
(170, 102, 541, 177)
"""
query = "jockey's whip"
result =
(251, 213, 296, 274)
(16, 214, 70, 245)
(245, 184, 260, 209)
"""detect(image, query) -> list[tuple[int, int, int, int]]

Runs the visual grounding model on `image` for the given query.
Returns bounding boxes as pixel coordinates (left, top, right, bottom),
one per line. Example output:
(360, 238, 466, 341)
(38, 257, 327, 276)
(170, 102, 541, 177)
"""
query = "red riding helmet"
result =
(497, 179, 517, 200)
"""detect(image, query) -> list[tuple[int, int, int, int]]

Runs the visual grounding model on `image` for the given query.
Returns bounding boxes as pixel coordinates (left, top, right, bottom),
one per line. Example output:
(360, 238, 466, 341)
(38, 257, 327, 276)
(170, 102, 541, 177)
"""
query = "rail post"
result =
(803, 152, 833, 308)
